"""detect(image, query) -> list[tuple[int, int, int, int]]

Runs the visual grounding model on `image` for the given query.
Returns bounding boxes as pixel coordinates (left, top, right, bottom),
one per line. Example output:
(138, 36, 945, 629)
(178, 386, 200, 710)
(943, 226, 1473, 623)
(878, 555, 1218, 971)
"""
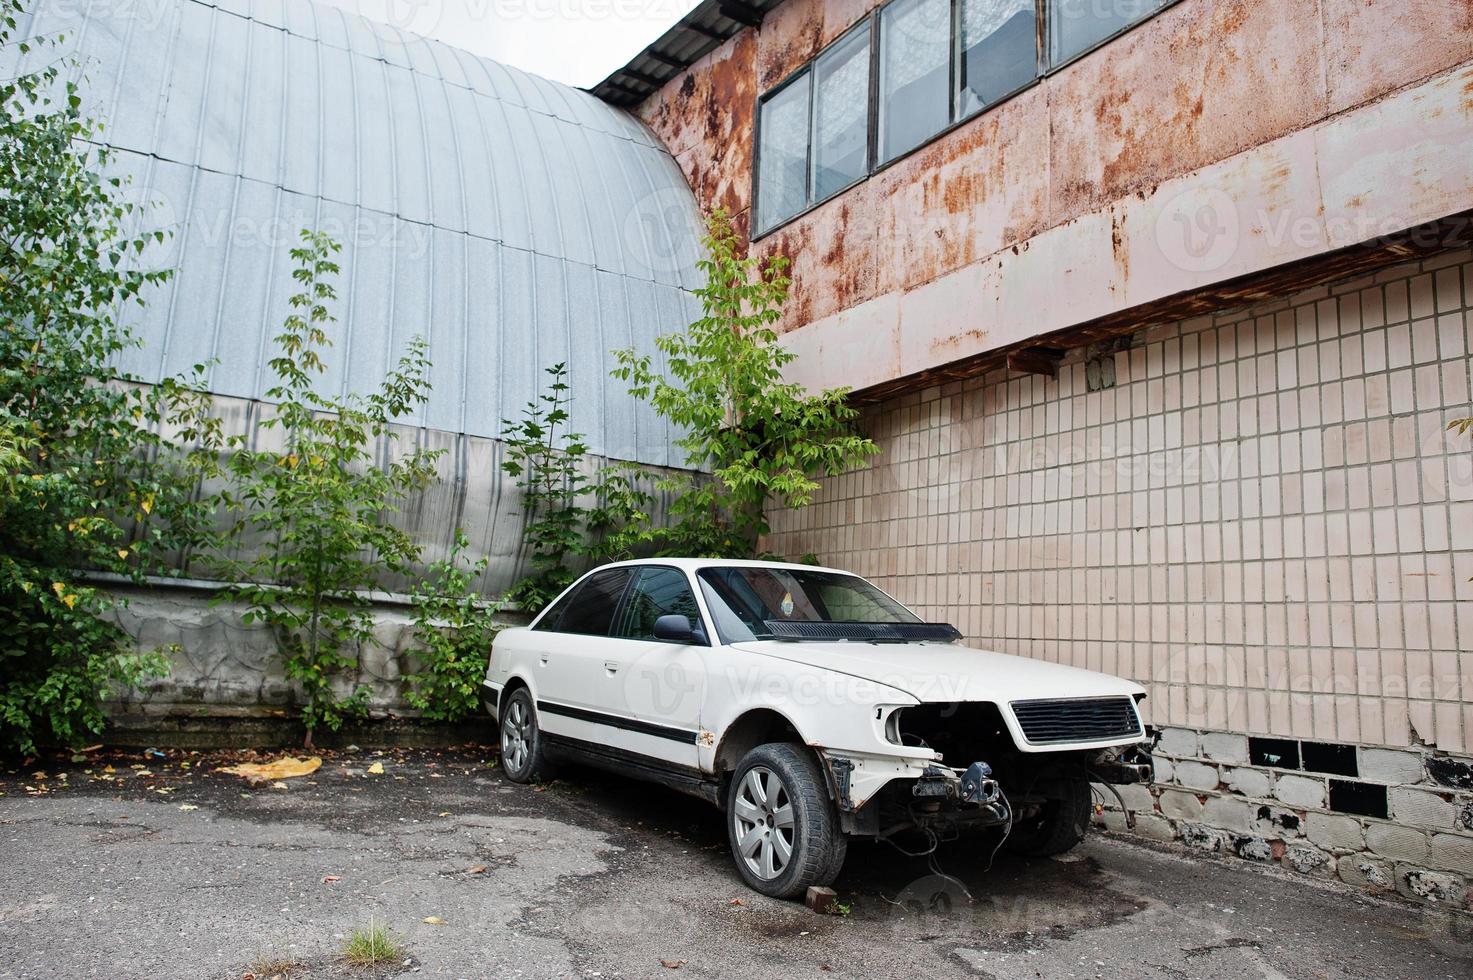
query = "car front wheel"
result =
(727, 743, 846, 899)
(1005, 776, 1091, 857)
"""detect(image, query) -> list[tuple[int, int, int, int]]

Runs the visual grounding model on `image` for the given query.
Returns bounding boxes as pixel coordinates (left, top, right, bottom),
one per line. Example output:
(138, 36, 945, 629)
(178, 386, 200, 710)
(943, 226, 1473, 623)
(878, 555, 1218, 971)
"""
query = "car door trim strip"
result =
(537, 699, 701, 745)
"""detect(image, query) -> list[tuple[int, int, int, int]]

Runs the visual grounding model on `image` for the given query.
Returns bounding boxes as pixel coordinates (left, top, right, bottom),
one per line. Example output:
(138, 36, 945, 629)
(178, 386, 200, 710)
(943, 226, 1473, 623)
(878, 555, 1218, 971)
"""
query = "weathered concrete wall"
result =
(103, 580, 526, 729)
(762, 248, 1473, 898)
(636, 0, 1473, 392)
(103, 391, 687, 732)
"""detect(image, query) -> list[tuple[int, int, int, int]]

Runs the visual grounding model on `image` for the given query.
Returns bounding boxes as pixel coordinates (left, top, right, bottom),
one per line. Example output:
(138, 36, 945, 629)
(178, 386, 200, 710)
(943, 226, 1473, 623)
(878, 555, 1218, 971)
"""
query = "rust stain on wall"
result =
(628, 0, 1472, 382)
(930, 329, 988, 354)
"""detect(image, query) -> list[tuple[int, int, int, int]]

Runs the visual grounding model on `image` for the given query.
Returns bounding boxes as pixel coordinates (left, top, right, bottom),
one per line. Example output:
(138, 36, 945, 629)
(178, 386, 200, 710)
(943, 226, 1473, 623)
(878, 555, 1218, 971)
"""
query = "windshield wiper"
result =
(760, 621, 963, 643)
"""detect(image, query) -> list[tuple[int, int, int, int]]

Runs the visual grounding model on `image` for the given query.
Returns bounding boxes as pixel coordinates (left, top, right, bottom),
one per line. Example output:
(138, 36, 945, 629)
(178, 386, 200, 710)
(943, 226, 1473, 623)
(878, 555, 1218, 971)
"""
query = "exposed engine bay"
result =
(827, 701, 1156, 842)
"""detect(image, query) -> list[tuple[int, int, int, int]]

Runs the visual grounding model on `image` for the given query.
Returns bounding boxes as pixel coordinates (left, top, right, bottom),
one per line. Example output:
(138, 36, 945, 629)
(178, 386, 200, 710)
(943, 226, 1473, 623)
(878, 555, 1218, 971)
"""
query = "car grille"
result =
(1009, 696, 1142, 745)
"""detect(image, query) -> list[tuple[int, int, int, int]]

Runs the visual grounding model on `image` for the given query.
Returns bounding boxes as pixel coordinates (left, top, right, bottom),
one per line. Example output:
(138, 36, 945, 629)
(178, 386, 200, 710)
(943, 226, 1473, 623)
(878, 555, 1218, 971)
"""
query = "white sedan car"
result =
(483, 559, 1154, 898)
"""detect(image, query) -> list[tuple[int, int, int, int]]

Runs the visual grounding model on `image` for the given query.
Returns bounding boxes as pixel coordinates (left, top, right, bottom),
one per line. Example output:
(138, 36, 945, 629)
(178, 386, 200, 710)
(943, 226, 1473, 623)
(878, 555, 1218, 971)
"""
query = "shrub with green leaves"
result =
(210, 231, 440, 747)
(501, 364, 655, 611)
(0, 0, 217, 755)
(501, 363, 589, 611)
(405, 530, 500, 723)
(611, 210, 878, 557)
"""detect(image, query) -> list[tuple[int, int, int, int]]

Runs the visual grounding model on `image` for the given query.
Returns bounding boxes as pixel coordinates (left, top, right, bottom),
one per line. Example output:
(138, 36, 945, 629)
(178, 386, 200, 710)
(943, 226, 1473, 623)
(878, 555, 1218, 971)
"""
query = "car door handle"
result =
(603, 661, 619, 673)
(539, 655, 549, 666)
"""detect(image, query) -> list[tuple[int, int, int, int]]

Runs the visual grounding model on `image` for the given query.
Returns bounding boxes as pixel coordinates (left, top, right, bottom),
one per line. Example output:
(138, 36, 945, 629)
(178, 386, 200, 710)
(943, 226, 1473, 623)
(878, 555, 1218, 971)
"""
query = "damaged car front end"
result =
(811, 694, 1156, 854)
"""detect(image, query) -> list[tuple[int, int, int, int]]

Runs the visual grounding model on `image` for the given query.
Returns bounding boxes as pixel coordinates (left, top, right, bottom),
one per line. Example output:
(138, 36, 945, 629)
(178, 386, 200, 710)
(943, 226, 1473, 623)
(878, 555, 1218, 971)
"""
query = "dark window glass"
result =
(811, 24, 871, 201)
(553, 568, 633, 636)
(615, 567, 703, 641)
(958, 0, 1037, 117)
(697, 567, 920, 643)
(756, 72, 812, 233)
(1048, 0, 1168, 66)
(879, 0, 951, 162)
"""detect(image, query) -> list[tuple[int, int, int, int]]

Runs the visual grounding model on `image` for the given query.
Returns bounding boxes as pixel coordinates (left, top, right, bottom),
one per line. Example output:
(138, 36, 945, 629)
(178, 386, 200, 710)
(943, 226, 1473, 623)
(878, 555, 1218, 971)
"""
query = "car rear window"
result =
(538, 567, 632, 636)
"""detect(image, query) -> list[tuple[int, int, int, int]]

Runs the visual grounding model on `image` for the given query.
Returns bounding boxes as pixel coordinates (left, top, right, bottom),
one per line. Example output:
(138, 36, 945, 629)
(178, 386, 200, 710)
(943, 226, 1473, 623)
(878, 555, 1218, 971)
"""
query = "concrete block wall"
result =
(101, 582, 523, 725)
(1095, 727, 1473, 907)
(764, 247, 1473, 899)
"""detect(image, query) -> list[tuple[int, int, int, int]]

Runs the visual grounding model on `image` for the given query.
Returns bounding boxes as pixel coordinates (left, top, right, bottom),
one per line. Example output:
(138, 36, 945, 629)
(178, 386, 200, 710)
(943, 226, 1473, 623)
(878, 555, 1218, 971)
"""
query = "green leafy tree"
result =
(501, 363, 591, 611)
(611, 210, 879, 557)
(0, 1, 218, 755)
(212, 231, 440, 747)
(501, 364, 655, 611)
(404, 529, 501, 723)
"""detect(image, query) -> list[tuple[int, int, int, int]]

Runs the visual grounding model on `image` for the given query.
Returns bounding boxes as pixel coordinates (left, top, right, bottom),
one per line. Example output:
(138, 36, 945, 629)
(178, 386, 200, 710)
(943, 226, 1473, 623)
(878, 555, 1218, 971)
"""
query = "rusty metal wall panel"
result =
(633, 0, 1473, 391)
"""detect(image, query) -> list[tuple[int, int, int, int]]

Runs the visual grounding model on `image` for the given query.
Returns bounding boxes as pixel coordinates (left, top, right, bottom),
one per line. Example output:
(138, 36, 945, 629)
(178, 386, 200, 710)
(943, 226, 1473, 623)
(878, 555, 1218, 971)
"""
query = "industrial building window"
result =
(957, 0, 1037, 118)
(755, 71, 812, 233)
(812, 24, 872, 201)
(878, 0, 952, 162)
(1048, 0, 1169, 65)
(752, 0, 1180, 237)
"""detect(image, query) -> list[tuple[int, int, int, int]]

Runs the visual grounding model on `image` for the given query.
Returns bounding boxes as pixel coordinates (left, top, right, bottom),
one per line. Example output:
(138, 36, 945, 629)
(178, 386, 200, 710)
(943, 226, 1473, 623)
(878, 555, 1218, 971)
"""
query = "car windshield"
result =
(698, 566, 958, 644)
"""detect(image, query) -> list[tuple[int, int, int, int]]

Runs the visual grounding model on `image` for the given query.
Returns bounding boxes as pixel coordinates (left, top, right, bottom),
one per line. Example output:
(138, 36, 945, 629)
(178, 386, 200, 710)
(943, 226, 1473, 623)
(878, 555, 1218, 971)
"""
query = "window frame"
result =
(532, 566, 636, 637)
(750, 0, 1186, 242)
(809, 18, 875, 205)
(611, 564, 712, 646)
(952, 0, 1045, 128)
(752, 15, 876, 237)
(875, 0, 955, 166)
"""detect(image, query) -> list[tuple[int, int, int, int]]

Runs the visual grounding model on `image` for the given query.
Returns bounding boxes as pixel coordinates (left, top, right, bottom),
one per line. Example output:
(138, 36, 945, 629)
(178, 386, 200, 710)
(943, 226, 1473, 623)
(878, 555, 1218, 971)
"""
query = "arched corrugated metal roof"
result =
(12, 0, 705, 467)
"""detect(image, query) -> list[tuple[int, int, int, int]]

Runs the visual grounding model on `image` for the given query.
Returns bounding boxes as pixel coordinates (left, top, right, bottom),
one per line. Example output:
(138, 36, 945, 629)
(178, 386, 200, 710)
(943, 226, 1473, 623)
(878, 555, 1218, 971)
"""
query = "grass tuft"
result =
(248, 954, 304, 978)
(341, 923, 406, 968)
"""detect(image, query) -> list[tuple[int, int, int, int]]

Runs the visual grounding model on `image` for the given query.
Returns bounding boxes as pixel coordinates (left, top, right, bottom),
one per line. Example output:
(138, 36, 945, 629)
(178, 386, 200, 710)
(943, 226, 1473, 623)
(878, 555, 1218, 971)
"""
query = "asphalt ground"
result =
(1, 745, 1470, 979)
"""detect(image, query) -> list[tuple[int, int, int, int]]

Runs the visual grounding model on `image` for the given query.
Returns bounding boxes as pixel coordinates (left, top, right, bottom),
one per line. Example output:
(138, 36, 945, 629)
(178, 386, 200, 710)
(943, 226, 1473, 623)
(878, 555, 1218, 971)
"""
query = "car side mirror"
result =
(653, 614, 705, 645)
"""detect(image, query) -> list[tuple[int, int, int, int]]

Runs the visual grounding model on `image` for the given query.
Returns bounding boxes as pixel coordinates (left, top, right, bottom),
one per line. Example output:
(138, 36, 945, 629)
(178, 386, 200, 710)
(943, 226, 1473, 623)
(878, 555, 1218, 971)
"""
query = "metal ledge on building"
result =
(590, 0, 786, 107)
(852, 212, 1473, 403)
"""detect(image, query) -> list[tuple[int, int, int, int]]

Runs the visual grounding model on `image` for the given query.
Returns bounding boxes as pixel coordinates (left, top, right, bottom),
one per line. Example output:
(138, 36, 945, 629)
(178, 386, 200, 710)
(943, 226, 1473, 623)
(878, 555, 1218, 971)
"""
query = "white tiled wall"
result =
(766, 250, 1473, 752)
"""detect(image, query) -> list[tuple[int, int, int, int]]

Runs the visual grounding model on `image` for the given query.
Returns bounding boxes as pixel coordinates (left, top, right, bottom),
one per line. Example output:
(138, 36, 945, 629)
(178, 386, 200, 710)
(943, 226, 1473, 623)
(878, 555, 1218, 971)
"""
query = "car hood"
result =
(728, 639, 1145, 705)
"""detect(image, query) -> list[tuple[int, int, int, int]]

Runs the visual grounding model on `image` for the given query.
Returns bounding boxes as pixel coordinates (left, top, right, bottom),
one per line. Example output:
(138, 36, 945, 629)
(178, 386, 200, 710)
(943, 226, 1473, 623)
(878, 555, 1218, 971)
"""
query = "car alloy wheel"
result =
(731, 765, 795, 881)
(501, 695, 532, 777)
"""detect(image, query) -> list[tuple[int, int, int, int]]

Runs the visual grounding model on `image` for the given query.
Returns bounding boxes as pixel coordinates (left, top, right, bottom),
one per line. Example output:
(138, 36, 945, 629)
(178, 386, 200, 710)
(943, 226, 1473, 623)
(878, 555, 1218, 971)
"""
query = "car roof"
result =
(593, 557, 854, 576)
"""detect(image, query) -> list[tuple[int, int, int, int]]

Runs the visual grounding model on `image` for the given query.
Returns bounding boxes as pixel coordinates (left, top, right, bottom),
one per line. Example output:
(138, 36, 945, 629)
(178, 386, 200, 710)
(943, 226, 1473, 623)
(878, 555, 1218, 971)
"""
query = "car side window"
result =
(543, 568, 633, 636)
(614, 567, 703, 642)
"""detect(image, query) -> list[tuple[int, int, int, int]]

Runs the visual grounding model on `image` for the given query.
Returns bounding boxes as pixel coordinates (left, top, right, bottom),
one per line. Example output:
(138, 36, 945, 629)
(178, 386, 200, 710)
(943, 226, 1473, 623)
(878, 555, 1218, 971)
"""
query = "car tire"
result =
(1005, 776, 1091, 857)
(498, 687, 553, 783)
(727, 743, 847, 899)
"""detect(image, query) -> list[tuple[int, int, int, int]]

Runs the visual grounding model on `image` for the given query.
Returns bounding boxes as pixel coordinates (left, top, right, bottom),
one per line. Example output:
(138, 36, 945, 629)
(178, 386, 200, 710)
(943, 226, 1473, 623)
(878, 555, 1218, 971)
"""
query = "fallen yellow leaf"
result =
(216, 756, 322, 781)
(422, 916, 445, 925)
(179, 804, 198, 811)
(366, 762, 384, 775)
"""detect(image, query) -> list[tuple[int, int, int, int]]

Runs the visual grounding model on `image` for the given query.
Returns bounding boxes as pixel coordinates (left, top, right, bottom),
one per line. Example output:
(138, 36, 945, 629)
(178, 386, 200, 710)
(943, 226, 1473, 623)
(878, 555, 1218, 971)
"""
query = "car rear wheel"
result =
(499, 688, 552, 783)
(727, 743, 846, 899)
(1005, 776, 1091, 857)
